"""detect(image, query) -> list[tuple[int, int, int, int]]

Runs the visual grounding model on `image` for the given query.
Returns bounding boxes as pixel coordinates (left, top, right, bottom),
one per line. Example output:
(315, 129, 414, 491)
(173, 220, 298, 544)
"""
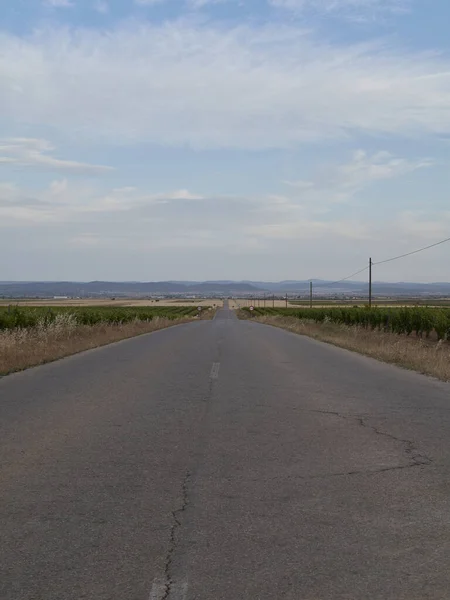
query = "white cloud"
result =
(243, 218, 370, 241)
(1, 22, 450, 149)
(44, 0, 74, 7)
(332, 150, 433, 189)
(0, 138, 113, 174)
(187, 0, 230, 8)
(0, 180, 206, 226)
(285, 150, 433, 201)
(2, 176, 449, 281)
(93, 1, 109, 13)
(269, 0, 409, 18)
(0, 150, 436, 253)
(136, 0, 234, 7)
(396, 210, 450, 241)
(0, 176, 370, 257)
(134, 0, 166, 4)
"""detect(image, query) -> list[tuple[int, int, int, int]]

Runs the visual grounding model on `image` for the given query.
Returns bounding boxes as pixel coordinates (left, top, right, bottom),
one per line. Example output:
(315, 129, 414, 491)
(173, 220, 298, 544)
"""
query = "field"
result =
(0, 298, 223, 308)
(233, 298, 450, 309)
(0, 305, 211, 330)
(289, 299, 450, 307)
(242, 306, 450, 339)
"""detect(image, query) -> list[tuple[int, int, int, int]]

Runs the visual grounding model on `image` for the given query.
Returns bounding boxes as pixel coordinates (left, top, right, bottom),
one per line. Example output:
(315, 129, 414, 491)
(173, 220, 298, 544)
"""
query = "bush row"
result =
(243, 306, 450, 340)
(0, 305, 202, 330)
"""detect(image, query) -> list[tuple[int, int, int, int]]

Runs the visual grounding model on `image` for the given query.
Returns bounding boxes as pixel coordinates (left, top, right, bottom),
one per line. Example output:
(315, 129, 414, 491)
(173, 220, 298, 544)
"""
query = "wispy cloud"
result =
(1, 22, 449, 150)
(269, 0, 409, 19)
(135, 0, 234, 7)
(187, 0, 232, 8)
(285, 150, 433, 200)
(0, 138, 113, 174)
(134, 0, 167, 5)
(2, 175, 448, 281)
(93, 0, 109, 13)
(44, 0, 74, 7)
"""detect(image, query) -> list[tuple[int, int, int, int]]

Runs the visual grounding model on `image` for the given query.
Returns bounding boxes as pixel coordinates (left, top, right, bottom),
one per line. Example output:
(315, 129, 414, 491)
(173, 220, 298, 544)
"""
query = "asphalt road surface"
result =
(2, 301, 450, 599)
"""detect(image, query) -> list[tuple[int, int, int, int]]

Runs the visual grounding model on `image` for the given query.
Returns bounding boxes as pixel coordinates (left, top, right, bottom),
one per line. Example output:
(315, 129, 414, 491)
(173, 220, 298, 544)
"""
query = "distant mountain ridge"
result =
(1, 280, 450, 298)
(0, 280, 261, 298)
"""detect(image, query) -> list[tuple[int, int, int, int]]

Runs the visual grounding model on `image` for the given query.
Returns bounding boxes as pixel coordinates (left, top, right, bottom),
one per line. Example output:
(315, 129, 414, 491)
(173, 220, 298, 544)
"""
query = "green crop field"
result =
(243, 306, 450, 340)
(0, 305, 203, 331)
(288, 299, 450, 307)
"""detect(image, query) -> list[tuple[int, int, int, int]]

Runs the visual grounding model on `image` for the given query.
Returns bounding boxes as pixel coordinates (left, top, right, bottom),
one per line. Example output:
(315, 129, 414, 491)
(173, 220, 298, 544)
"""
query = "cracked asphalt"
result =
(2, 301, 450, 599)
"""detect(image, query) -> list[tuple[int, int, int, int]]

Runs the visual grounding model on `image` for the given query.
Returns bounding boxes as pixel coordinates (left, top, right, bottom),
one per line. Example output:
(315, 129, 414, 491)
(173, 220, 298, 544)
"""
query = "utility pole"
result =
(263, 294, 266, 308)
(273, 294, 275, 308)
(285, 293, 288, 308)
(369, 257, 372, 308)
(310, 281, 313, 309)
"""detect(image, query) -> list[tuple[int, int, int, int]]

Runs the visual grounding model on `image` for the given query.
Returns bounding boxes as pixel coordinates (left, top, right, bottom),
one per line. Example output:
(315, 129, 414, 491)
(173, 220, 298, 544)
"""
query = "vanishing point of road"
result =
(1, 301, 450, 599)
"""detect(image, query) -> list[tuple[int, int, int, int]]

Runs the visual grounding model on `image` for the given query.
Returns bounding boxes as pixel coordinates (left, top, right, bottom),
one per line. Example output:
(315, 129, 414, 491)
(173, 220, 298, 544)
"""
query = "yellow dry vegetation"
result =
(0, 313, 207, 375)
(250, 314, 450, 382)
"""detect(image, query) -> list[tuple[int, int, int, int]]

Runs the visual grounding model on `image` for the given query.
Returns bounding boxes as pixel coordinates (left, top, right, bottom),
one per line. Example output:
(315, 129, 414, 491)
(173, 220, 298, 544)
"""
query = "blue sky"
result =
(1, 0, 450, 282)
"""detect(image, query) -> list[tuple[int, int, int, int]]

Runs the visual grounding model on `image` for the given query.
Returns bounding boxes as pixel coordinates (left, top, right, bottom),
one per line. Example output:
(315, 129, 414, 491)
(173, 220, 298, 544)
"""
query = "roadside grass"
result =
(0, 311, 213, 376)
(240, 312, 450, 382)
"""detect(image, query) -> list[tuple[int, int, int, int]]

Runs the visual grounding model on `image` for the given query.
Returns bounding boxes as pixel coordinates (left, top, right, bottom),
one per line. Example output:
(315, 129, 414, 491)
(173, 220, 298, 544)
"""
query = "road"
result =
(1, 301, 450, 599)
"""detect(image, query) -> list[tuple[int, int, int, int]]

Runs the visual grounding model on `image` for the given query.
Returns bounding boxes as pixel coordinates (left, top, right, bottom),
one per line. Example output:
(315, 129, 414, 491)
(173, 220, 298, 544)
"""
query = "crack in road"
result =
(354, 415, 432, 467)
(159, 353, 223, 599)
(162, 471, 191, 600)
(308, 409, 433, 469)
(304, 463, 428, 479)
(157, 405, 432, 598)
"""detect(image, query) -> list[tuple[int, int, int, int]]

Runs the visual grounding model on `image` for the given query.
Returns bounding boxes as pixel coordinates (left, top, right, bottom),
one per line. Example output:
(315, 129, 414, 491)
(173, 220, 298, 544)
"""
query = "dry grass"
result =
(0, 313, 200, 376)
(248, 314, 450, 382)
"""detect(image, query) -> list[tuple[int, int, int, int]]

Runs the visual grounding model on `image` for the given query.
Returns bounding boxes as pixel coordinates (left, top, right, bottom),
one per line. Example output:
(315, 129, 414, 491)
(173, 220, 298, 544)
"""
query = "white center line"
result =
(210, 362, 220, 380)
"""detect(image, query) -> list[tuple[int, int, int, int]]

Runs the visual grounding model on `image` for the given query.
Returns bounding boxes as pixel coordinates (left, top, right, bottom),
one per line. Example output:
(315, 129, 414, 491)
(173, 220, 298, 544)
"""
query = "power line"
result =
(316, 235, 450, 287)
(374, 236, 450, 266)
(300, 234, 449, 295)
(329, 265, 370, 285)
(314, 265, 369, 288)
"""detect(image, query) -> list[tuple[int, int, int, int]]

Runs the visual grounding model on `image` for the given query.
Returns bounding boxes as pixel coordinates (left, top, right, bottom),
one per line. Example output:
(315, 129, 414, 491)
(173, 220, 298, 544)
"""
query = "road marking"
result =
(210, 362, 220, 380)
(149, 580, 188, 600)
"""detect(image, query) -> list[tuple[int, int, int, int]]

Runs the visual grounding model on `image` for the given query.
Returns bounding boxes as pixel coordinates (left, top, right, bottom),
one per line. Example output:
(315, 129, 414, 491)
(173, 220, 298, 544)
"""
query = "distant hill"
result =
(0, 280, 263, 298)
(1, 280, 450, 298)
(242, 280, 450, 295)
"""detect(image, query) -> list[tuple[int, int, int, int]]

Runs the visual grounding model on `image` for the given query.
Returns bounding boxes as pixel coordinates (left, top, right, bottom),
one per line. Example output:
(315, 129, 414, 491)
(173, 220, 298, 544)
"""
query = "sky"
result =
(1, 0, 450, 282)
